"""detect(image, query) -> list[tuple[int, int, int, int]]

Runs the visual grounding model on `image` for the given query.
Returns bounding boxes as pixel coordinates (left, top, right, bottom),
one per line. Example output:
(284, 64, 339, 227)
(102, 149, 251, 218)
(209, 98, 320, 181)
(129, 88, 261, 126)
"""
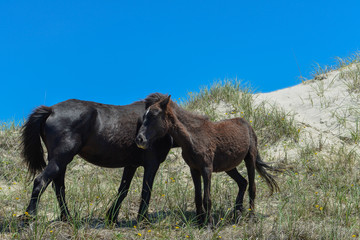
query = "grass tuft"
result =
(311, 51, 360, 80)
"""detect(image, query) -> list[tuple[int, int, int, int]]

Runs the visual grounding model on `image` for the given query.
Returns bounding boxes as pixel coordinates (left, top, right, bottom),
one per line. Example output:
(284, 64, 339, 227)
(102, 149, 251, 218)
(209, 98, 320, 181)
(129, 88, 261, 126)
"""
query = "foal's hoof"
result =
(233, 209, 245, 223)
(195, 217, 214, 229)
(245, 211, 258, 223)
(207, 221, 215, 230)
(17, 213, 35, 223)
(194, 215, 205, 228)
(59, 214, 72, 223)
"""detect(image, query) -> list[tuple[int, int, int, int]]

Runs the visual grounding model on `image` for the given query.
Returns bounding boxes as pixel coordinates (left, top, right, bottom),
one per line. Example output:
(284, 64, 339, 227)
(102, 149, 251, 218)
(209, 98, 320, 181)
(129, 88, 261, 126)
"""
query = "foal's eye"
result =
(144, 109, 158, 120)
(148, 111, 158, 118)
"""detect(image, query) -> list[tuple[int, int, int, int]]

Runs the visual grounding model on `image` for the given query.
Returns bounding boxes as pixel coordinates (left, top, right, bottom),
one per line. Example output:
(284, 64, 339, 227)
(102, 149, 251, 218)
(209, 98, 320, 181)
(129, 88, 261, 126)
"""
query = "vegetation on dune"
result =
(310, 51, 360, 81)
(1, 70, 360, 239)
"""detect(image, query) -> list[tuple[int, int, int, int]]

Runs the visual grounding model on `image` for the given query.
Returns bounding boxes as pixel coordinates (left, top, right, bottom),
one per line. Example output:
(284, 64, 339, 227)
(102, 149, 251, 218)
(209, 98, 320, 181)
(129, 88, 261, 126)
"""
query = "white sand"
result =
(255, 64, 360, 148)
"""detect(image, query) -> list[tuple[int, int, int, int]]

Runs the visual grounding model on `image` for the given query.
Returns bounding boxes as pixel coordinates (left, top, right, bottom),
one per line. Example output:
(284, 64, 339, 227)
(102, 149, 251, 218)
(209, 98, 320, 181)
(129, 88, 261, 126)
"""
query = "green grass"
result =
(340, 62, 360, 93)
(1, 81, 360, 239)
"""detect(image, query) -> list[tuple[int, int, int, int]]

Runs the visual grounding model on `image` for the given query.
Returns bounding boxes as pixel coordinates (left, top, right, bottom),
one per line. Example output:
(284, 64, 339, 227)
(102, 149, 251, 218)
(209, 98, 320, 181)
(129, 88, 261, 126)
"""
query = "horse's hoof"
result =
(136, 213, 150, 224)
(105, 219, 118, 227)
(104, 214, 118, 226)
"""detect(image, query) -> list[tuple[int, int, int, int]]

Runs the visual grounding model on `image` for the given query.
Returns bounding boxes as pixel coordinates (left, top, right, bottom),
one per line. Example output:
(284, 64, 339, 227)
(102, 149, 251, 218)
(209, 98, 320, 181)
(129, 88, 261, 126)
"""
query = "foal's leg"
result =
(190, 168, 204, 225)
(106, 166, 137, 223)
(137, 161, 161, 222)
(226, 168, 248, 213)
(201, 167, 213, 226)
(245, 154, 256, 212)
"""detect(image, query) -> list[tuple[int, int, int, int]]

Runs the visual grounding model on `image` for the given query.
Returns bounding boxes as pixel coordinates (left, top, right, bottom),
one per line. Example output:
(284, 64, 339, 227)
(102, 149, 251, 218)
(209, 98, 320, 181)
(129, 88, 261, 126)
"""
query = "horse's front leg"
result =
(106, 166, 137, 223)
(137, 160, 160, 222)
(201, 166, 213, 227)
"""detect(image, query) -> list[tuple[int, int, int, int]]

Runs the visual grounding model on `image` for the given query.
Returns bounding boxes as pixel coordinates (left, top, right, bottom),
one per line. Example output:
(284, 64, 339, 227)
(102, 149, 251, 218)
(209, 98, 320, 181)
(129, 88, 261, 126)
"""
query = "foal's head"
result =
(136, 95, 171, 149)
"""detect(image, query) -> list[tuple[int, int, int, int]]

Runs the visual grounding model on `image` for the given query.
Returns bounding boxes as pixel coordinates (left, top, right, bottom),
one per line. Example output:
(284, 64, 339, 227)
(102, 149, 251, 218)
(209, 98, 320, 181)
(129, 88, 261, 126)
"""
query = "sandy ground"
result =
(255, 64, 360, 151)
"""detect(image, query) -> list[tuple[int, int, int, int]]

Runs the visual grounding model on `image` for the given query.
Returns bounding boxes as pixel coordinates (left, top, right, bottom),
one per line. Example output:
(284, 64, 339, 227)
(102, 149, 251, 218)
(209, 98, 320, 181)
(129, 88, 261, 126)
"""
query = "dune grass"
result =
(184, 80, 300, 145)
(310, 51, 360, 81)
(0, 81, 359, 239)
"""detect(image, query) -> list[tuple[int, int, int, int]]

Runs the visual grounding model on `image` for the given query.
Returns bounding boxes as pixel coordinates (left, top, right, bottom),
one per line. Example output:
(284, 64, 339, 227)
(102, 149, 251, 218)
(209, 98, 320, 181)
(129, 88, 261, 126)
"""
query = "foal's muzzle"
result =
(135, 133, 149, 150)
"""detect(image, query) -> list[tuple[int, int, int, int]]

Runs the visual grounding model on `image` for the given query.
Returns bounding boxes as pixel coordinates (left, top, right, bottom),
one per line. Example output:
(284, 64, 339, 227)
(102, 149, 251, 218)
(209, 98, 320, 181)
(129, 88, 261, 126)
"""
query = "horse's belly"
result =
(79, 146, 143, 168)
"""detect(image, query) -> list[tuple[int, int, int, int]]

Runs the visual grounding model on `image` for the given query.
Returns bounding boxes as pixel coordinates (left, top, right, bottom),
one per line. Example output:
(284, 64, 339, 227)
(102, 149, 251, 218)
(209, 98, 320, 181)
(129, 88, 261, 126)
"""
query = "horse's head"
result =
(136, 95, 171, 150)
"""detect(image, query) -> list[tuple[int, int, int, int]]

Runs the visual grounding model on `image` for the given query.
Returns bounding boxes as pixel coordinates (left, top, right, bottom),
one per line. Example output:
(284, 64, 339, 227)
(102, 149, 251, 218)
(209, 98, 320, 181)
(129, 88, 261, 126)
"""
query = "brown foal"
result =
(136, 94, 280, 226)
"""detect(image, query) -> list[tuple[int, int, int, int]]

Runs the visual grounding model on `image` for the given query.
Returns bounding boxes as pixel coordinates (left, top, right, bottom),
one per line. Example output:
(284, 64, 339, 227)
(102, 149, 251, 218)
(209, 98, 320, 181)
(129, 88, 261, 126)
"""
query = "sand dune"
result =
(256, 63, 360, 150)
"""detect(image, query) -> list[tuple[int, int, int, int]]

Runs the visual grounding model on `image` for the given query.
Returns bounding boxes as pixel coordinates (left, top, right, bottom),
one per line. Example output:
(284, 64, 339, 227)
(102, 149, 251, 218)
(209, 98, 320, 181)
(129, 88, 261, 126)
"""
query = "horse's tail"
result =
(255, 154, 281, 195)
(21, 106, 52, 178)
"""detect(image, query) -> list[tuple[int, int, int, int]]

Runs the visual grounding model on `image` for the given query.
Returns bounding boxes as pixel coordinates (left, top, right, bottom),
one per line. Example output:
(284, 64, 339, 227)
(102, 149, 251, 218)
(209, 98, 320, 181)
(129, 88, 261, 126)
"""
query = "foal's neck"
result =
(167, 102, 207, 148)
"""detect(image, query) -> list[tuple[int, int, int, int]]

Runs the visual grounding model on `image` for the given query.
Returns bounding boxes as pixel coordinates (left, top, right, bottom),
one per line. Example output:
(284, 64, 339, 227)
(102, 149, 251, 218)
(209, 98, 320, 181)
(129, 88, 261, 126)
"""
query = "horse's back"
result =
(42, 99, 145, 167)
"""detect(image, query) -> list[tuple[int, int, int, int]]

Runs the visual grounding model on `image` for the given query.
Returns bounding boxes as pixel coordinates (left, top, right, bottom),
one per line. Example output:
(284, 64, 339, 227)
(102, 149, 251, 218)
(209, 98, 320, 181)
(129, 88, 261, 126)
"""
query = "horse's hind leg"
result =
(106, 166, 137, 223)
(52, 164, 71, 221)
(226, 168, 248, 213)
(25, 163, 54, 216)
(26, 154, 73, 218)
(200, 167, 213, 227)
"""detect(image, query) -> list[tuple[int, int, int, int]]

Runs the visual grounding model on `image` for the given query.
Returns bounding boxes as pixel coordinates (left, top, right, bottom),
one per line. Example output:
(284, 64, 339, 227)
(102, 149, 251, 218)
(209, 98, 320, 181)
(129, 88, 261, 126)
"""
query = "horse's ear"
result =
(160, 95, 171, 110)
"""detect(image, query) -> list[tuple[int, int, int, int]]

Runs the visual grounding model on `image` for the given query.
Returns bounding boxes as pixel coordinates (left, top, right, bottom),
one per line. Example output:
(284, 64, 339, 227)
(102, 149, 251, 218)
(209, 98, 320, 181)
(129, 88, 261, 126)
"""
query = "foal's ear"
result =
(160, 95, 171, 110)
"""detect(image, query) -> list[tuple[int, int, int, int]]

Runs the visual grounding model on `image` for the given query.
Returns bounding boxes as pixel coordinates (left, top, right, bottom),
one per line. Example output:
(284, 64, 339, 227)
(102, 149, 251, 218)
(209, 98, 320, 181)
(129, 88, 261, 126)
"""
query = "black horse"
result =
(21, 93, 173, 223)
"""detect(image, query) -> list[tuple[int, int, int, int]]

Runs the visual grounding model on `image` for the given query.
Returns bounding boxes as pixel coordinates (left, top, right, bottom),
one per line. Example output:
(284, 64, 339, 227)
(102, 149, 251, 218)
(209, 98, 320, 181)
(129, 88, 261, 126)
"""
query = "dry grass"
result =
(1, 79, 360, 239)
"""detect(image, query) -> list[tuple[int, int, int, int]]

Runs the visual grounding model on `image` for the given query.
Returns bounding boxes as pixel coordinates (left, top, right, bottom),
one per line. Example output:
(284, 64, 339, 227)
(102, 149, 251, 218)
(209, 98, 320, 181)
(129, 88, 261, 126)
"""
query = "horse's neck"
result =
(168, 105, 202, 149)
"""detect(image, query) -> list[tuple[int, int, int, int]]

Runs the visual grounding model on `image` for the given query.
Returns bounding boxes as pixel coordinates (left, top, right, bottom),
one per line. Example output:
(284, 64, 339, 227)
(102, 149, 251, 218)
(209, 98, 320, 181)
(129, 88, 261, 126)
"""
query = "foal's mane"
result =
(144, 93, 169, 109)
(145, 93, 209, 123)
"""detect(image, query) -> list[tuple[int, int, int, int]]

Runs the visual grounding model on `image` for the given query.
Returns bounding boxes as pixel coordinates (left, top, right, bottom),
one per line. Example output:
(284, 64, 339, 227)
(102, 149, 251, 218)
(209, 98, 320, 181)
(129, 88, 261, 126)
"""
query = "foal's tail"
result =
(255, 154, 282, 195)
(21, 106, 52, 178)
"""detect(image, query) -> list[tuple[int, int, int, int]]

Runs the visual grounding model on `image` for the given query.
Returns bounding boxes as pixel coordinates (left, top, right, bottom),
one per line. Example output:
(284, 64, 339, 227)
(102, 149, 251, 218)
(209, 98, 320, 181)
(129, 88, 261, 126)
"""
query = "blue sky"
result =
(1, 0, 359, 123)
